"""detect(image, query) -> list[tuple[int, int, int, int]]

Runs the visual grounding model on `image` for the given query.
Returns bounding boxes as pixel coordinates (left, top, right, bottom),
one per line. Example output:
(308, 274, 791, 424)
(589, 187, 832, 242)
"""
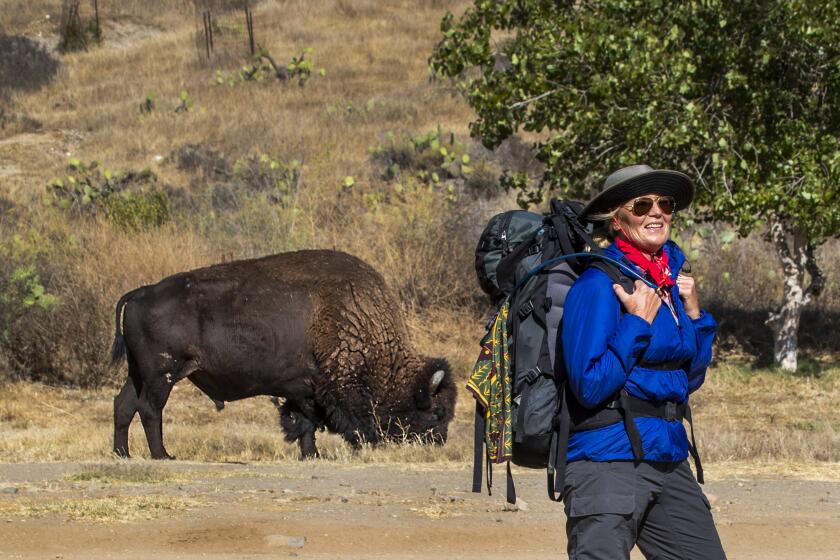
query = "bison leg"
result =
(135, 377, 175, 460)
(136, 357, 202, 460)
(275, 399, 320, 459)
(113, 379, 139, 458)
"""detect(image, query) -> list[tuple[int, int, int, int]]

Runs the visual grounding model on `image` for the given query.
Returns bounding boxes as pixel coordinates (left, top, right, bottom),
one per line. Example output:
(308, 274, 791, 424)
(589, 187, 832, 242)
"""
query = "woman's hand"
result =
(612, 280, 661, 325)
(676, 274, 702, 319)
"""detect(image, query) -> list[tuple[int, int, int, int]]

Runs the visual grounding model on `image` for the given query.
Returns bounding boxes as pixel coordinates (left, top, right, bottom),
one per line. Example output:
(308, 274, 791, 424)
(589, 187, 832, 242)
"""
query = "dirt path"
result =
(1, 461, 839, 559)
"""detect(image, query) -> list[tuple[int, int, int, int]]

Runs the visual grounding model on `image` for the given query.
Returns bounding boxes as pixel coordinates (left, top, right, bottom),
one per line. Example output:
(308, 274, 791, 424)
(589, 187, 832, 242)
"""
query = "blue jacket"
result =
(561, 240, 716, 462)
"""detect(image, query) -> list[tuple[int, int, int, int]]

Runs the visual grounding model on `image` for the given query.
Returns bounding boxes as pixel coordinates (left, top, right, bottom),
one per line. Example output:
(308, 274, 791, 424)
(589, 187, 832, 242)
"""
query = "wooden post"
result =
(245, 5, 255, 56)
(92, 0, 100, 38)
(203, 11, 211, 60)
(207, 10, 214, 53)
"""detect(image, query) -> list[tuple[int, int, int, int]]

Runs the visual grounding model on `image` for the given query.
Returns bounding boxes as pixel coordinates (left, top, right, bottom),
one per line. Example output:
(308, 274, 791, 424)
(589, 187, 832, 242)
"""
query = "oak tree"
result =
(431, 0, 840, 370)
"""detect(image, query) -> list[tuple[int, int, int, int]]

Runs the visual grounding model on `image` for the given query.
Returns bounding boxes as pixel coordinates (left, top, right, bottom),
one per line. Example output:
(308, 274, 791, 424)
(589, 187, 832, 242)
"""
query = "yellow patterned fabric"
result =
(466, 300, 513, 464)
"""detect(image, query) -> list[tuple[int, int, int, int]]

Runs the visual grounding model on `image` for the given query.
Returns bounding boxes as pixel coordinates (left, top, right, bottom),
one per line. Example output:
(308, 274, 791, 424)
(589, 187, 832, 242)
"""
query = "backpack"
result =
(469, 199, 703, 505)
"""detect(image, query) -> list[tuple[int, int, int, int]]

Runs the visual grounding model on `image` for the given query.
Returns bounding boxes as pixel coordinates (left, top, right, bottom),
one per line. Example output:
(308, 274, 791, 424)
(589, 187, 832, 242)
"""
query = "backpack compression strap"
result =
(472, 401, 484, 493)
(685, 403, 704, 484)
(546, 384, 571, 502)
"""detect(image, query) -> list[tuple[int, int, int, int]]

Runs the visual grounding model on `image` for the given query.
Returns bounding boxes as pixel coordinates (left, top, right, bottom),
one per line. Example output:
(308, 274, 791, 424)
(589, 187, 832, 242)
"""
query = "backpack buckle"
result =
(665, 401, 677, 421)
(522, 367, 541, 384)
(518, 300, 534, 319)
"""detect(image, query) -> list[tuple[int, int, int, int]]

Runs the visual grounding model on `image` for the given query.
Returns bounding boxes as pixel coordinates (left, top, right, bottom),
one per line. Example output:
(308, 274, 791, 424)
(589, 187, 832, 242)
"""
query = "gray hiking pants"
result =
(562, 460, 726, 560)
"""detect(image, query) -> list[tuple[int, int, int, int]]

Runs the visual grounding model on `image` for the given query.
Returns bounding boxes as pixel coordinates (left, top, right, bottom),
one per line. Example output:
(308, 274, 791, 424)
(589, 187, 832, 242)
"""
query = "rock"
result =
(265, 534, 306, 549)
(502, 498, 528, 512)
(0, 487, 18, 494)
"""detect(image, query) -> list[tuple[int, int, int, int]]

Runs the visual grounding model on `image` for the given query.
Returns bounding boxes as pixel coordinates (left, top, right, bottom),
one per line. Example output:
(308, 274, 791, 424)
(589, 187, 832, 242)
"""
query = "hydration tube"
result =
(511, 252, 656, 296)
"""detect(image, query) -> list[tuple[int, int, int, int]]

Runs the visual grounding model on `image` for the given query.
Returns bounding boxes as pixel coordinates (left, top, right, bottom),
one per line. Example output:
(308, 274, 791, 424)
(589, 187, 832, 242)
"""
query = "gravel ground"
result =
(1, 461, 839, 559)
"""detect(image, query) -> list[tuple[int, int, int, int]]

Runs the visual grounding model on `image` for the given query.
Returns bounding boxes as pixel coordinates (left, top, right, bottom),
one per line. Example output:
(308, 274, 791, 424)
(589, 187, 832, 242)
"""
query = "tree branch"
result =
(508, 89, 558, 110)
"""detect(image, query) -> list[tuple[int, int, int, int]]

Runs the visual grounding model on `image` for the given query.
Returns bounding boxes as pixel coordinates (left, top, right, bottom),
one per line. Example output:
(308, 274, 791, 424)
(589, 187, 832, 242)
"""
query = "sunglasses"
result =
(621, 195, 676, 216)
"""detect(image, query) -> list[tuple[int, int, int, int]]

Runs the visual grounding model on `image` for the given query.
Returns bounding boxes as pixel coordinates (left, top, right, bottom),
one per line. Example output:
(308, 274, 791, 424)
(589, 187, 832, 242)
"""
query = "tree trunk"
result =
(765, 219, 825, 371)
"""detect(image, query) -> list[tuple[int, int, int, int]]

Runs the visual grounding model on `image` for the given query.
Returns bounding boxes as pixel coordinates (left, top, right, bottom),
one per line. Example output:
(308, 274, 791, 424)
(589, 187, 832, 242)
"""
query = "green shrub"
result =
(0, 220, 123, 387)
(370, 128, 472, 184)
(214, 47, 324, 87)
(47, 159, 170, 231)
(100, 190, 170, 231)
(1, 265, 59, 311)
(231, 153, 301, 208)
(47, 159, 114, 212)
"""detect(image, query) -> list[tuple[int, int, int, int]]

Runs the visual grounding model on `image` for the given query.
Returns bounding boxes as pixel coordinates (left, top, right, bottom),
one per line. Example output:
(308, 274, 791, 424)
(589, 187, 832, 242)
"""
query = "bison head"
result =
(382, 357, 457, 445)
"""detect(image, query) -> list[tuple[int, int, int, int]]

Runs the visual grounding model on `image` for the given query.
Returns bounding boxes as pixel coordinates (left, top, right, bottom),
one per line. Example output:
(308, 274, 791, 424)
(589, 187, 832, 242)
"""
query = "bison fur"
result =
(110, 250, 457, 459)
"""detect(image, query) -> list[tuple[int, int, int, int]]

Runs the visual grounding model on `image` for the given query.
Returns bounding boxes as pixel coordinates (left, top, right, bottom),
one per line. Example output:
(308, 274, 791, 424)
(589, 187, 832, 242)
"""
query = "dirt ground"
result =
(1, 461, 839, 560)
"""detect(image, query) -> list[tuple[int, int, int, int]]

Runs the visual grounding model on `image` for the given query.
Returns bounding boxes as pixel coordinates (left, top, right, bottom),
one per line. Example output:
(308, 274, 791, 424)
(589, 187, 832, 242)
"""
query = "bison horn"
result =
(429, 369, 445, 395)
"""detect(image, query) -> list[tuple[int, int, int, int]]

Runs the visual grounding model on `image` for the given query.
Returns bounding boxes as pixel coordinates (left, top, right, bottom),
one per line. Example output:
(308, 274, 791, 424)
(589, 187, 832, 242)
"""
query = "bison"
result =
(111, 250, 456, 459)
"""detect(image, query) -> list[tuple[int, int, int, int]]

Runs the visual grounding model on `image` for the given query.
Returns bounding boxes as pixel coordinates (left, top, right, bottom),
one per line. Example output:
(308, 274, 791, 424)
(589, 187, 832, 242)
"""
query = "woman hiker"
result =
(560, 164, 727, 560)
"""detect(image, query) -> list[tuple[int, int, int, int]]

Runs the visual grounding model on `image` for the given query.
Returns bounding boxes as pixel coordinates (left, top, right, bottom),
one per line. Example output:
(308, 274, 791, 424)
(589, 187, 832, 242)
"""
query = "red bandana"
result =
(615, 237, 675, 290)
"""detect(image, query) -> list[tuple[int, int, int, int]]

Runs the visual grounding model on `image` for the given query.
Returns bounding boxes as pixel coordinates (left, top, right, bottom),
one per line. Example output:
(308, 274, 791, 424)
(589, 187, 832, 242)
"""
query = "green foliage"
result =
(46, 159, 169, 230)
(369, 128, 473, 191)
(215, 48, 324, 87)
(0, 229, 60, 381)
(0, 224, 115, 386)
(99, 190, 170, 231)
(47, 159, 115, 211)
(1, 265, 58, 311)
(175, 90, 193, 113)
(231, 153, 301, 208)
(139, 91, 156, 114)
(430, 0, 840, 243)
(287, 48, 315, 86)
(0, 231, 59, 314)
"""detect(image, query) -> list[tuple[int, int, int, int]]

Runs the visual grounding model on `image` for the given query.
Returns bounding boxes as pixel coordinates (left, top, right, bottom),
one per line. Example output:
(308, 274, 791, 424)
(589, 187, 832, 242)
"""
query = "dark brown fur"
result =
(111, 250, 457, 459)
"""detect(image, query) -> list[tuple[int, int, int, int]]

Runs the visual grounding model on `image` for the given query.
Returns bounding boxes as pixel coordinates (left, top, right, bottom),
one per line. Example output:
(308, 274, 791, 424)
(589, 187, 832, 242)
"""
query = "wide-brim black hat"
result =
(581, 164, 694, 221)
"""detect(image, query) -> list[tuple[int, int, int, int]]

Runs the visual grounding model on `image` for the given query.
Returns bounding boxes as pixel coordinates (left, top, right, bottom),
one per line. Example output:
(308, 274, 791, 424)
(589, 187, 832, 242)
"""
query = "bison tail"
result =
(110, 287, 144, 367)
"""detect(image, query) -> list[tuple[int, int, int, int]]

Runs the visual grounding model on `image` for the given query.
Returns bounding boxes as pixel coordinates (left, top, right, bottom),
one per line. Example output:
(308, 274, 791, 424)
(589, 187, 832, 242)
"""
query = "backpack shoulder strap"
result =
(589, 257, 636, 294)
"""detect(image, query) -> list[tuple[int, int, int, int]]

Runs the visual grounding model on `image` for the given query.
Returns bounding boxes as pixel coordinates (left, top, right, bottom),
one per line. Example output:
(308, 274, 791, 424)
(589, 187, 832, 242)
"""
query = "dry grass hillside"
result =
(0, 0, 838, 467)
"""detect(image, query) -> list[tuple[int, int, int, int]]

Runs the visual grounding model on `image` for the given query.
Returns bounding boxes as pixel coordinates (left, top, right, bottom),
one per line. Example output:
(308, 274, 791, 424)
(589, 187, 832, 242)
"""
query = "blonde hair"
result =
(587, 207, 621, 248)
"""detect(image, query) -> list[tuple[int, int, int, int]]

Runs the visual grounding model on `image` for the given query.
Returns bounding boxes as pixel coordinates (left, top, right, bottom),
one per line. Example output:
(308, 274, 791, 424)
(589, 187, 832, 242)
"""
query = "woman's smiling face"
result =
(612, 193, 673, 253)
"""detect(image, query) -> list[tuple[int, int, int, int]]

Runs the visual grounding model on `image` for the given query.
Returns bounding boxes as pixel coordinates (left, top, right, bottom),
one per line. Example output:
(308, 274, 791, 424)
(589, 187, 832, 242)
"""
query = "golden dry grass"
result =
(8, 0, 474, 188)
(2, 0, 840, 480)
(0, 494, 203, 522)
(693, 363, 840, 462)
(1, 364, 839, 476)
